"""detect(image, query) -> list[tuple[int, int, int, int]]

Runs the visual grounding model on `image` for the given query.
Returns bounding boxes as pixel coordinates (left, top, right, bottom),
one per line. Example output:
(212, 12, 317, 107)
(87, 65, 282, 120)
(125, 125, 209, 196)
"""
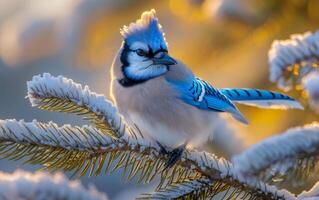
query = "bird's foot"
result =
(156, 142, 187, 170)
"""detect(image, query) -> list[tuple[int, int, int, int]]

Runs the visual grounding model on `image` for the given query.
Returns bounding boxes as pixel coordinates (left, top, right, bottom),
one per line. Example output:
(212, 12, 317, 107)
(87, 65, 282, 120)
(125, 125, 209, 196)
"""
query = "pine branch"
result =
(233, 123, 319, 188)
(0, 119, 117, 175)
(0, 119, 294, 200)
(138, 178, 215, 200)
(297, 181, 319, 200)
(138, 177, 265, 200)
(27, 73, 125, 139)
(269, 30, 319, 91)
(302, 71, 319, 113)
(0, 169, 108, 200)
(138, 169, 295, 200)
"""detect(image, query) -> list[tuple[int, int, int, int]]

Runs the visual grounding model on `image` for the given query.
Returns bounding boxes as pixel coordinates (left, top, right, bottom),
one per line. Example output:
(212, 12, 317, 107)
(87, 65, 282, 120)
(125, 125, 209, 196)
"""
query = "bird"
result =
(110, 9, 303, 167)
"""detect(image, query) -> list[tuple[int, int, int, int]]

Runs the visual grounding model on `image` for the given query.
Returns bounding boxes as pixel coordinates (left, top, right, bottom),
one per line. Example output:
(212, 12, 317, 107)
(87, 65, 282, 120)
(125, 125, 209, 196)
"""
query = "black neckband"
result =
(118, 77, 146, 87)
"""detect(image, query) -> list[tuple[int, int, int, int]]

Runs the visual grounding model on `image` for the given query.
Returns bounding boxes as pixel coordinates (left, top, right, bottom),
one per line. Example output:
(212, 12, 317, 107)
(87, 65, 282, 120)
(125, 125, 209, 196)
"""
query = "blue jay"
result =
(110, 9, 303, 167)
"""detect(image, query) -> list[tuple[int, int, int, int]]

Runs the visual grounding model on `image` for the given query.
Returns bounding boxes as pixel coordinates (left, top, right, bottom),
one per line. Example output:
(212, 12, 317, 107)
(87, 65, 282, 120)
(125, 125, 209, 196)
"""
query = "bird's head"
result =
(118, 9, 177, 86)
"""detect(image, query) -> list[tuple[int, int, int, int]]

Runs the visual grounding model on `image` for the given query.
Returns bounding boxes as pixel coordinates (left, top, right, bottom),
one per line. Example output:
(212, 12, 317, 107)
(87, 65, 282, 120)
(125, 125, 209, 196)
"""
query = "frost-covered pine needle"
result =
(233, 123, 319, 186)
(0, 170, 108, 200)
(139, 149, 295, 200)
(302, 71, 319, 113)
(297, 181, 319, 200)
(138, 178, 213, 199)
(0, 119, 294, 199)
(27, 73, 126, 138)
(268, 31, 319, 91)
(0, 119, 114, 151)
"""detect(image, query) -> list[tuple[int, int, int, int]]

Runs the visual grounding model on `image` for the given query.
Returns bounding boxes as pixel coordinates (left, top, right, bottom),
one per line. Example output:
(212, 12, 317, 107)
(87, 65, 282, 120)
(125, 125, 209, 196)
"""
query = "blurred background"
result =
(0, 0, 318, 199)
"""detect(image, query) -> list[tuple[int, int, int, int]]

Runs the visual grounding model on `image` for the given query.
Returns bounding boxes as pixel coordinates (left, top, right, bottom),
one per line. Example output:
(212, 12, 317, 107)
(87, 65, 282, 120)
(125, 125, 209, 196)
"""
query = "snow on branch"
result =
(0, 119, 294, 199)
(297, 181, 319, 200)
(27, 73, 125, 138)
(268, 31, 319, 91)
(233, 123, 319, 187)
(0, 119, 118, 176)
(138, 150, 295, 199)
(138, 178, 213, 199)
(138, 177, 282, 200)
(302, 71, 319, 113)
(0, 170, 108, 200)
(0, 119, 114, 151)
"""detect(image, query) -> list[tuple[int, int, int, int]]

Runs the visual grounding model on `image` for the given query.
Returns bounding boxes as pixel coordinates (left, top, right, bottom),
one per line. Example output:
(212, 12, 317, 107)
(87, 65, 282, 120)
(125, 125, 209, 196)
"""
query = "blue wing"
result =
(169, 77, 248, 124)
(220, 88, 303, 109)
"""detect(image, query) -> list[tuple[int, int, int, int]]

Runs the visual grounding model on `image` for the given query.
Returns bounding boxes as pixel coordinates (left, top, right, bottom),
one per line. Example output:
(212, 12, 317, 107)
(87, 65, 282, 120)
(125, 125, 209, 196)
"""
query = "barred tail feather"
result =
(220, 88, 304, 110)
(236, 99, 304, 109)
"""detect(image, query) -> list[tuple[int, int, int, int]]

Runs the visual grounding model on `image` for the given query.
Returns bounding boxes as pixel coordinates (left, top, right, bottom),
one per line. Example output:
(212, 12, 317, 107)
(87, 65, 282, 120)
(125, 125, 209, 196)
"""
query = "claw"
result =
(156, 142, 187, 170)
(156, 141, 168, 155)
(164, 146, 184, 169)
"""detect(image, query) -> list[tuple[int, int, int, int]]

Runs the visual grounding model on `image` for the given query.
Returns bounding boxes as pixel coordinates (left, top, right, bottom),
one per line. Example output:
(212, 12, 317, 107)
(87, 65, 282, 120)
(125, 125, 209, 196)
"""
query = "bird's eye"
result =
(136, 49, 146, 57)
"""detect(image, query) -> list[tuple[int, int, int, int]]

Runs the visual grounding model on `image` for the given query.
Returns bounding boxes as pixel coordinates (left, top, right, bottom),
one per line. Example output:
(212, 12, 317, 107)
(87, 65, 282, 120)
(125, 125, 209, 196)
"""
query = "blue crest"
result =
(121, 9, 168, 50)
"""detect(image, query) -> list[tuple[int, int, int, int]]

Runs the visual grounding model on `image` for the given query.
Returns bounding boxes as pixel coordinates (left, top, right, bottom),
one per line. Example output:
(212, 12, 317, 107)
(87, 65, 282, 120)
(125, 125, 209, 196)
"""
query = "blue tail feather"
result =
(220, 88, 303, 110)
(220, 88, 293, 101)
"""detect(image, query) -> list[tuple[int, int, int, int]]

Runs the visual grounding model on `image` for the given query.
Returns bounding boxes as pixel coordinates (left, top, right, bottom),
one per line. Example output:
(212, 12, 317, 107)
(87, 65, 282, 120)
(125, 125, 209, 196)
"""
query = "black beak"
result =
(152, 54, 177, 66)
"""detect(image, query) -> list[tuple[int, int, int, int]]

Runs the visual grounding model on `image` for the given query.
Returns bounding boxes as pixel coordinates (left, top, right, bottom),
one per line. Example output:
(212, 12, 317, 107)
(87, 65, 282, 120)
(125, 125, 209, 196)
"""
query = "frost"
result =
(27, 73, 125, 138)
(0, 117, 294, 199)
(0, 119, 114, 150)
(298, 181, 319, 200)
(232, 123, 319, 183)
(268, 30, 319, 90)
(0, 170, 108, 200)
(185, 150, 295, 199)
(302, 71, 319, 113)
